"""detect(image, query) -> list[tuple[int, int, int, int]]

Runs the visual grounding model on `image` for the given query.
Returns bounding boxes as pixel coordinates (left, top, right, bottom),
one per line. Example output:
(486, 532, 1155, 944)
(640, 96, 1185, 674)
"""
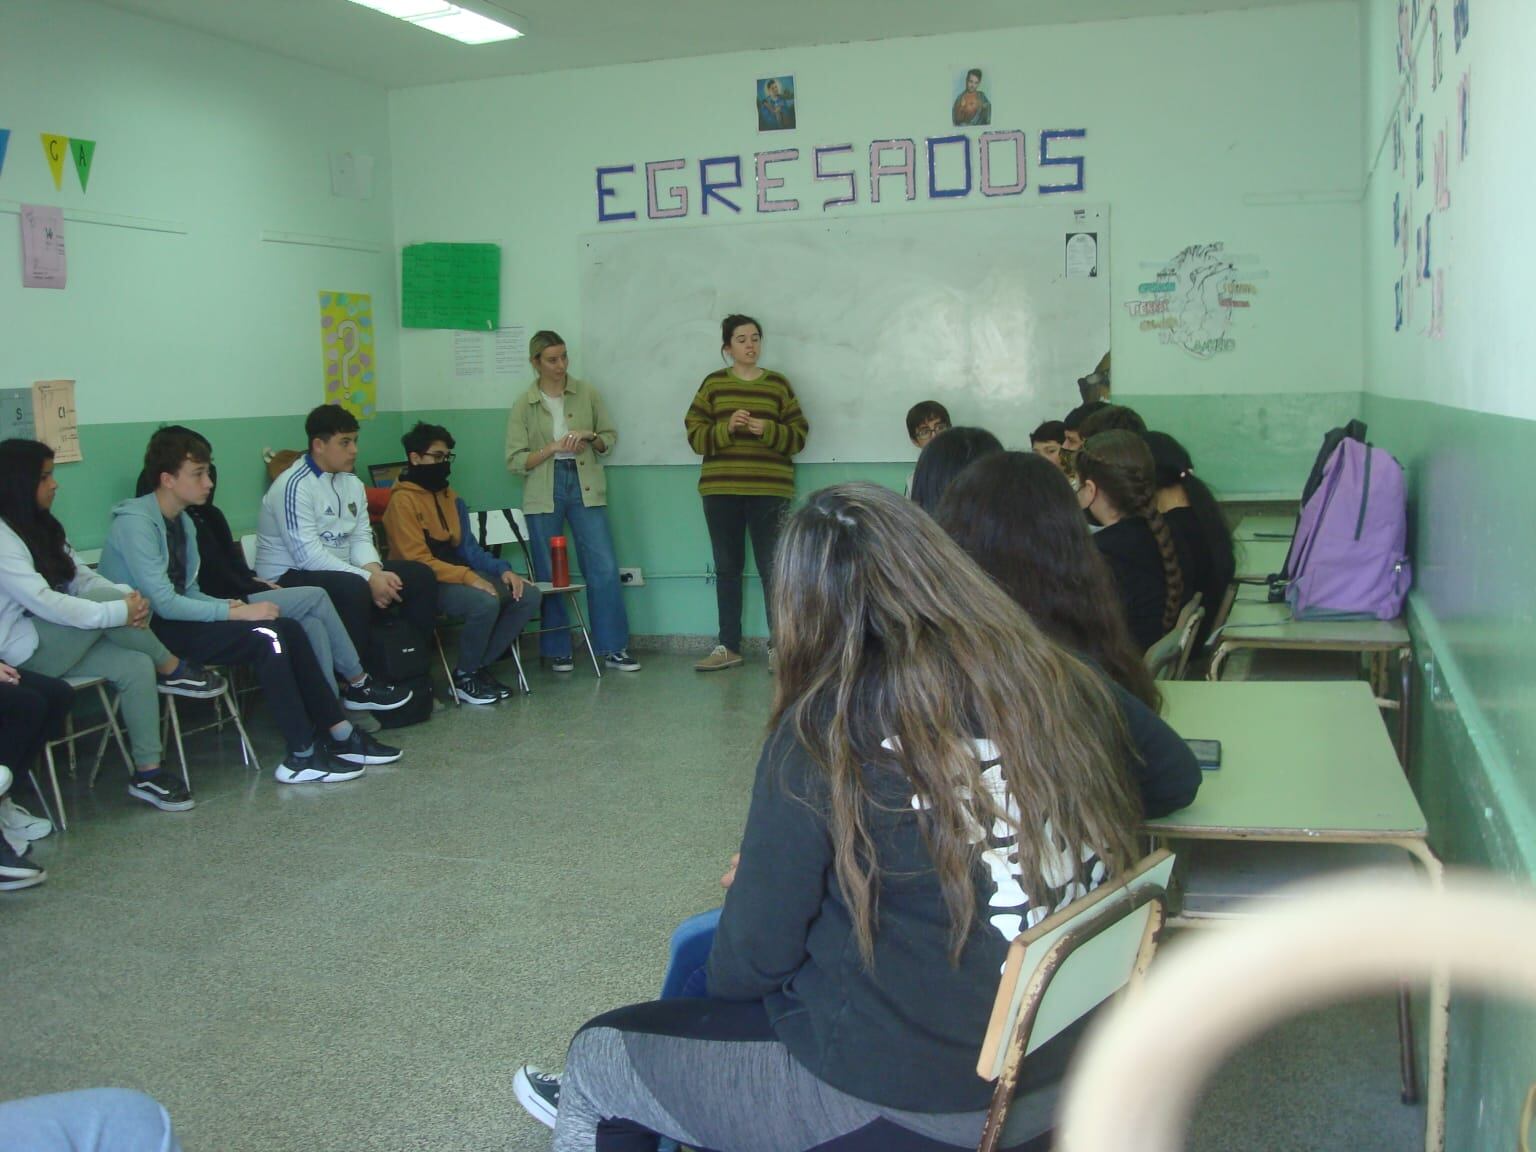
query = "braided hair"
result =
(1078, 430, 1185, 632)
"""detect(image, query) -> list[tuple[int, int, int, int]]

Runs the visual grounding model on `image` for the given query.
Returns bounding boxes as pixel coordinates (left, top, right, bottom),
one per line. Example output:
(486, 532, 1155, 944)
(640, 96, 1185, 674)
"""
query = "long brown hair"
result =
(769, 483, 1141, 965)
(936, 452, 1161, 711)
(1077, 430, 1185, 632)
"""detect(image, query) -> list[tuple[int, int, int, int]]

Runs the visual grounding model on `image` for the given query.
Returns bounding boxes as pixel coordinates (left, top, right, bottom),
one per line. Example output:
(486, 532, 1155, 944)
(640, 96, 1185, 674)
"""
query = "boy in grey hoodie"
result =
(101, 431, 403, 784)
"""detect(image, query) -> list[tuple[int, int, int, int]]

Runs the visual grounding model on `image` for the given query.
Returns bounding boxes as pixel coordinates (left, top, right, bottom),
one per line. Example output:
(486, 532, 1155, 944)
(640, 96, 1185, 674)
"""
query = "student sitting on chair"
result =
(100, 430, 401, 785)
(908, 426, 1002, 516)
(1142, 431, 1235, 639)
(0, 439, 224, 813)
(383, 422, 542, 706)
(1029, 421, 1068, 470)
(515, 484, 1154, 1151)
(1078, 403, 1147, 440)
(1060, 401, 1106, 453)
(255, 404, 437, 672)
(902, 400, 951, 497)
(1075, 431, 1188, 652)
(133, 426, 411, 718)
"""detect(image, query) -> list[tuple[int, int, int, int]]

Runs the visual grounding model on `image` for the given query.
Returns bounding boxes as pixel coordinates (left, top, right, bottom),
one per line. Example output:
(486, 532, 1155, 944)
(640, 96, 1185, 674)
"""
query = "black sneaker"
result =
(452, 671, 499, 706)
(0, 839, 44, 890)
(479, 670, 516, 700)
(341, 676, 413, 712)
(544, 656, 574, 674)
(328, 728, 403, 766)
(127, 772, 195, 812)
(604, 650, 641, 672)
(274, 749, 365, 785)
(513, 1065, 559, 1129)
(156, 663, 227, 699)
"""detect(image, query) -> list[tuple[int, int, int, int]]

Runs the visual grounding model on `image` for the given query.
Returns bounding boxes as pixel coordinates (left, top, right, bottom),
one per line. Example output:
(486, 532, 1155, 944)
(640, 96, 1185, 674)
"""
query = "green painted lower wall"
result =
(1365, 393, 1536, 1151)
(411, 391, 1362, 637)
(48, 413, 406, 550)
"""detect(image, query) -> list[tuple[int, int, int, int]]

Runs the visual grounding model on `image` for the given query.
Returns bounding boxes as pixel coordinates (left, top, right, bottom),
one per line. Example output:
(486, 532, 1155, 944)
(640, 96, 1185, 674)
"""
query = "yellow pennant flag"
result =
(40, 134, 68, 190)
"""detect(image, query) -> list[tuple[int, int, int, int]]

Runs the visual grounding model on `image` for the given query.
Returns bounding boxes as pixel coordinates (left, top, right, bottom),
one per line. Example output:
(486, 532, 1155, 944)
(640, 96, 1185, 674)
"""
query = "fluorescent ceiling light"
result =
(344, 0, 523, 44)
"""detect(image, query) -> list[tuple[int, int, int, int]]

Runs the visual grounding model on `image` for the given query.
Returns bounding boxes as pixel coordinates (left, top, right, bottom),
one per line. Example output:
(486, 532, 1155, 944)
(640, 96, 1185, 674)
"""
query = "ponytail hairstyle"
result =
(1143, 431, 1235, 591)
(1077, 430, 1185, 632)
(0, 439, 75, 590)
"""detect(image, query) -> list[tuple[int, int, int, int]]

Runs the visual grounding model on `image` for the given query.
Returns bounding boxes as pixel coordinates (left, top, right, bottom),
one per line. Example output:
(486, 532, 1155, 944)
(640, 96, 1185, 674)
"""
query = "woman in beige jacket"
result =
(505, 330, 637, 673)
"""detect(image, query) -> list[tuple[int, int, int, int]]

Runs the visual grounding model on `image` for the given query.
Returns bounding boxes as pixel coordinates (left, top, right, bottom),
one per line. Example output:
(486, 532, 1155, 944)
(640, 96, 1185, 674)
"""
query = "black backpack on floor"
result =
(367, 612, 434, 729)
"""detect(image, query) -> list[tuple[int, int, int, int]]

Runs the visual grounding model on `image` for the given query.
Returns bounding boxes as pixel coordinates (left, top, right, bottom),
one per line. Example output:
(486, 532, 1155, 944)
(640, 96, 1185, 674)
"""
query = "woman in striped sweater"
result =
(684, 315, 809, 671)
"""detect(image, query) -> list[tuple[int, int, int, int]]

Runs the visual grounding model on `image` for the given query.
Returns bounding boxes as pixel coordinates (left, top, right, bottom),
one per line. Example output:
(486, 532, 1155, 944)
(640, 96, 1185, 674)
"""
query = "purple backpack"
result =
(1284, 438, 1412, 620)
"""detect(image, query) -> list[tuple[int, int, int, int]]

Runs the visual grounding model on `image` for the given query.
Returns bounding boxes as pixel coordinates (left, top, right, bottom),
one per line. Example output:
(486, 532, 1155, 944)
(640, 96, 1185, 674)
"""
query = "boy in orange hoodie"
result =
(383, 423, 542, 705)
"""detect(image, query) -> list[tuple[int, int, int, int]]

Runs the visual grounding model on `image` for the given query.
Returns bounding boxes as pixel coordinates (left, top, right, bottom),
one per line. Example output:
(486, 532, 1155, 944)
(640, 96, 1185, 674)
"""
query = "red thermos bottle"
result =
(550, 536, 570, 588)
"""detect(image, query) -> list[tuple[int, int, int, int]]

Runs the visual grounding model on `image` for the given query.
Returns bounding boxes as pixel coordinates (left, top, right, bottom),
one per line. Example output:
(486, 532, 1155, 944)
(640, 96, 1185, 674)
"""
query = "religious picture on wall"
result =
(757, 76, 796, 132)
(951, 68, 992, 126)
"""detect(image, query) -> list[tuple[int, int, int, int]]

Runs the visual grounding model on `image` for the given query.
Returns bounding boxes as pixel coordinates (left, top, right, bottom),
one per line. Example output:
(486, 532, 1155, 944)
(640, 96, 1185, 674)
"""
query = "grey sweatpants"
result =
(20, 589, 170, 768)
(551, 999, 1054, 1152)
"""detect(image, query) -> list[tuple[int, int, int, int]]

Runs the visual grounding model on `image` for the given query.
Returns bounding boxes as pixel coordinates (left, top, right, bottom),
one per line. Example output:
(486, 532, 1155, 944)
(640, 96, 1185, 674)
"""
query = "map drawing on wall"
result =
(319, 291, 376, 420)
(1124, 242, 1267, 359)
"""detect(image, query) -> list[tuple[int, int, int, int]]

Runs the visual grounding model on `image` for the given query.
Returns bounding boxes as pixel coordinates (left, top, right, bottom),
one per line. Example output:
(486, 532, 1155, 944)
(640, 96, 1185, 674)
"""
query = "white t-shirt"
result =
(540, 391, 576, 460)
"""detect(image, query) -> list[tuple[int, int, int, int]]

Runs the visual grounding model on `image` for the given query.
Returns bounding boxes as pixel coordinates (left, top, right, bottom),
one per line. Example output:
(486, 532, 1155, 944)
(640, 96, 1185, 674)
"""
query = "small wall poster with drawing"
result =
(319, 291, 377, 420)
(32, 380, 81, 463)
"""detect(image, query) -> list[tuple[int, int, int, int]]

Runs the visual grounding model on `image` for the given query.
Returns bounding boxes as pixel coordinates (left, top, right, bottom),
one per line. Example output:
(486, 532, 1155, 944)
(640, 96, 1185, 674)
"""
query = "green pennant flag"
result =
(70, 138, 96, 192)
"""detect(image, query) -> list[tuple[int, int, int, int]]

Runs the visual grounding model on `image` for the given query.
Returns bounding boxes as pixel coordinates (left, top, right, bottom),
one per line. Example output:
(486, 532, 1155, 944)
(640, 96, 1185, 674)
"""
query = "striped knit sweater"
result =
(684, 368, 809, 497)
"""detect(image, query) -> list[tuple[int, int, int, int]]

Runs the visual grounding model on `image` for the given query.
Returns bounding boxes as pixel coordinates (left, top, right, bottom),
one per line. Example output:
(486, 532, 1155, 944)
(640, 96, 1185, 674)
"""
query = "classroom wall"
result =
(390, 2, 1365, 637)
(1359, 0, 1536, 1146)
(0, 0, 400, 544)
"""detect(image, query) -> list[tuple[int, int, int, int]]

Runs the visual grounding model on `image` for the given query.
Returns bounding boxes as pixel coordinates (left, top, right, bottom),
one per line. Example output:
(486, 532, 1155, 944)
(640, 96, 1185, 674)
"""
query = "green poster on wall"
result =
(401, 242, 500, 330)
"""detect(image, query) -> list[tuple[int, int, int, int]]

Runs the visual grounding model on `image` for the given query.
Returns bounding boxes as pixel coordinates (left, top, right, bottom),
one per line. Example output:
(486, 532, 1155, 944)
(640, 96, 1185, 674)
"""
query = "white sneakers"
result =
(0, 765, 54, 855)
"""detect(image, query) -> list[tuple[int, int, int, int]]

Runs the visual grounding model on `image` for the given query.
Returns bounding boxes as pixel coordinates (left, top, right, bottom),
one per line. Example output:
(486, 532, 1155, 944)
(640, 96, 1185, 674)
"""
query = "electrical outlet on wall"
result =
(619, 567, 644, 586)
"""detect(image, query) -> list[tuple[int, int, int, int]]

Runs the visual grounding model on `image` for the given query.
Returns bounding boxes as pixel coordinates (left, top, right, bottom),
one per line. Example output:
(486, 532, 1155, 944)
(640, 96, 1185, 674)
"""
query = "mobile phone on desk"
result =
(1186, 739, 1222, 770)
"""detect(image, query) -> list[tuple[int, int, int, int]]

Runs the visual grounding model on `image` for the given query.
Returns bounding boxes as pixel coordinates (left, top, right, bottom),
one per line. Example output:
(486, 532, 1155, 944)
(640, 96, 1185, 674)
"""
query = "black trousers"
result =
(0, 673, 74, 781)
(151, 617, 343, 755)
(278, 562, 436, 675)
(701, 495, 789, 652)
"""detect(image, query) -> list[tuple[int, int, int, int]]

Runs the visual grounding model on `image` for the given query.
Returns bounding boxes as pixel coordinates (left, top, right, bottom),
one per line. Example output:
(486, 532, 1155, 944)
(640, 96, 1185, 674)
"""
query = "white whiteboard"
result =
(578, 203, 1109, 465)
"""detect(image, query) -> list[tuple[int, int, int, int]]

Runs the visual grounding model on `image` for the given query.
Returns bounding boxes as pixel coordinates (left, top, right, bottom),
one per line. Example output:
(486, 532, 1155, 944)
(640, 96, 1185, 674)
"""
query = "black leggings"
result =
(151, 618, 343, 755)
(0, 673, 74, 783)
(553, 998, 1053, 1152)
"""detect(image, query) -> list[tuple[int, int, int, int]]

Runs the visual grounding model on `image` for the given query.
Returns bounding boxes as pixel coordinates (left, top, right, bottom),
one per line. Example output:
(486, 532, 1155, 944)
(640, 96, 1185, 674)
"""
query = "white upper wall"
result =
(1362, 0, 1534, 419)
(0, 0, 399, 424)
(390, 2, 1363, 413)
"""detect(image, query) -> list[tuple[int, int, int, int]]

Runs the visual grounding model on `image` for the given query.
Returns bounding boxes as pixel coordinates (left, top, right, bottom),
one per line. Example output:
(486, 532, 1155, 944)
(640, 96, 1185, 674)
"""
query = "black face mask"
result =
(409, 461, 452, 492)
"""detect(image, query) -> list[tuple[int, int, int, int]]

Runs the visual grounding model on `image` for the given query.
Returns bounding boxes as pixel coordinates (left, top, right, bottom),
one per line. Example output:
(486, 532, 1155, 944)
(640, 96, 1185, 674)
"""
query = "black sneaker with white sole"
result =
(341, 676, 413, 712)
(452, 671, 500, 706)
(327, 728, 404, 766)
(274, 749, 366, 785)
(604, 650, 641, 672)
(0, 839, 45, 891)
(513, 1065, 560, 1129)
(545, 656, 574, 674)
(156, 663, 227, 699)
(479, 670, 516, 700)
(127, 772, 196, 812)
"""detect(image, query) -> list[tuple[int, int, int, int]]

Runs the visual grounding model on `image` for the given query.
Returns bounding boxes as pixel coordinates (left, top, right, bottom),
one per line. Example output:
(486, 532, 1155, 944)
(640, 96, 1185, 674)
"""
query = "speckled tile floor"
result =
(1, 652, 1424, 1151)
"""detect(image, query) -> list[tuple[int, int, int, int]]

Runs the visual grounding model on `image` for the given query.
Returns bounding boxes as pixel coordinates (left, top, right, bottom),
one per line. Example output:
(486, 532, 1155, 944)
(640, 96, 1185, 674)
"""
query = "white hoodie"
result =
(0, 519, 132, 666)
(254, 454, 380, 581)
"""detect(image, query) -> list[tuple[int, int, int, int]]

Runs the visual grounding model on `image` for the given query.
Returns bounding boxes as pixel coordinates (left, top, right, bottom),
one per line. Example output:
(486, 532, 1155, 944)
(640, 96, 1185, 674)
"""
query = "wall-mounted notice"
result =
(401, 243, 500, 331)
(494, 326, 528, 376)
(0, 388, 35, 441)
(453, 331, 486, 380)
(1065, 232, 1098, 278)
(33, 380, 80, 463)
(19, 204, 66, 289)
(319, 291, 377, 419)
(1124, 242, 1268, 359)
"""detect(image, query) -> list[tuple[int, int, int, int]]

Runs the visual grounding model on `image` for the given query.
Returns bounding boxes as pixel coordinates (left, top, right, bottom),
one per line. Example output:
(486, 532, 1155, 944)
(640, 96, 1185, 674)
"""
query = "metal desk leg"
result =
(1396, 838, 1448, 1152)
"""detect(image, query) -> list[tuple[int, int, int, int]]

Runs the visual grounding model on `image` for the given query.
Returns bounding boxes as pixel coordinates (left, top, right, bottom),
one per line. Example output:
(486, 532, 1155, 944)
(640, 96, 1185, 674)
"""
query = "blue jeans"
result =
(0, 1089, 181, 1152)
(525, 461, 629, 659)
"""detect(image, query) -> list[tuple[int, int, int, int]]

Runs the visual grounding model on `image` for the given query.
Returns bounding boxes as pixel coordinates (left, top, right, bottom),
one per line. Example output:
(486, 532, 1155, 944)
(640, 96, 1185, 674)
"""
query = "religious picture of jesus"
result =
(951, 67, 992, 127)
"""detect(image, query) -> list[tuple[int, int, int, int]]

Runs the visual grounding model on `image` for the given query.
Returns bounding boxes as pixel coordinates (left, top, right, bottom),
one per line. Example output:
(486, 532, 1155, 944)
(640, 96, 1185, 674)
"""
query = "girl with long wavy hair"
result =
(0, 440, 223, 813)
(518, 484, 1198, 1152)
(1075, 430, 1188, 651)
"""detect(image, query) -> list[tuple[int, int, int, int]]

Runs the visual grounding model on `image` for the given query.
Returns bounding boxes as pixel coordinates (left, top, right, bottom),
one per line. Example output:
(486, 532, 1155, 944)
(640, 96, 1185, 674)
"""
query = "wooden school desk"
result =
(1232, 511, 1299, 542)
(1149, 680, 1447, 1152)
(1207, 599, 1413, 757)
